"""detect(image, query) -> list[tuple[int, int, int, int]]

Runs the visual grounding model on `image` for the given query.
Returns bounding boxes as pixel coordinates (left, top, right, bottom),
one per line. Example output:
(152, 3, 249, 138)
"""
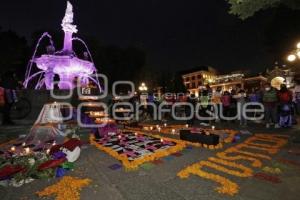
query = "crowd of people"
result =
(135, 80, 300, 129)
(207, 82, 300, 128)
(1, 69, 300, 130)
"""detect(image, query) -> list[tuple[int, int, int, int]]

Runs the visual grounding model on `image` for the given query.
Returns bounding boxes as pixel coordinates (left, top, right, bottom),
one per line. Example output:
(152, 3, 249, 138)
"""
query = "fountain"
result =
(24, 1, 101, 91)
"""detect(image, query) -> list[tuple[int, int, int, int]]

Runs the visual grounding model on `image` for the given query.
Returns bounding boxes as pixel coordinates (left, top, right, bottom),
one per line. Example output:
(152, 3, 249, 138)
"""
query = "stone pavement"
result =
(1, 121, 300, 200)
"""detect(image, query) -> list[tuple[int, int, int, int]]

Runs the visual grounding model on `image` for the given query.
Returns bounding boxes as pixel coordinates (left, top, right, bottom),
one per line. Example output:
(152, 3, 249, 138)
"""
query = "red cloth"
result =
(49, 139, 81, 154)
(38, 158, 66, 170)
(62, 139, 82, 151)
(0, 165, 25, 178)
(50, 144, 63, 155)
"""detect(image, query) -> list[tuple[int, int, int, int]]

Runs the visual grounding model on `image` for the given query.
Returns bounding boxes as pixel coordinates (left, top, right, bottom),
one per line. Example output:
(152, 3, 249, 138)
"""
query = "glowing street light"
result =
(287, 54, 297, 62)
(287, 41, 300, 62)
(139, 82, 148, 91)
(297, 51, 300, 58)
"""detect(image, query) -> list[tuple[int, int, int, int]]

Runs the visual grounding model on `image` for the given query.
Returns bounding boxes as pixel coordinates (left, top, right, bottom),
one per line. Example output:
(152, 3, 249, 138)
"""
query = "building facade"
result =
(181, 66, 217, 96)
(182, 67, 267, 96)
(210, 74, 267, 92)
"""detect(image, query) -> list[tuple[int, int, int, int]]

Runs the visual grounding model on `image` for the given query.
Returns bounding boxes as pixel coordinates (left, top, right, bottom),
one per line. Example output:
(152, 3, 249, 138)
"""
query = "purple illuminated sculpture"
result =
(24, 1, 101, 90)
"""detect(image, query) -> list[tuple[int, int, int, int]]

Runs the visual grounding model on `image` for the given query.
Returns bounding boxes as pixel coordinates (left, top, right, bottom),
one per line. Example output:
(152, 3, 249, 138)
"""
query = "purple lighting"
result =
(24, 1, 101, 91)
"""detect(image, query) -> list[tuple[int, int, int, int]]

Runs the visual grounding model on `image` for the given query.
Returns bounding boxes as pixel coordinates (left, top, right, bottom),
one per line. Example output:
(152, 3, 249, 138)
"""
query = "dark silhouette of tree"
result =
(100, 45, 146, 87)
(227, 0, 300, 20)
(166, 72, 187, 93)
(0, 28, 29, 76)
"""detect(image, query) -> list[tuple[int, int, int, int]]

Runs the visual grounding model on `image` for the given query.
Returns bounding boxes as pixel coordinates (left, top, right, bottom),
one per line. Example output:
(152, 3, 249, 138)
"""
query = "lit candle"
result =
(212, 126, 215, 130)
(118, 135, 122, 140)
(158, 127, 161, 132)
(11, 146, 16, 152)
(150, 126, 153, 131)
(134, 132, 138, 136)
(22, 142, 26, 147)
(46, 149, 50, 154)
(185, 124, 189, 128)
(160, 138, 164, 143)
(25, 147, 30, 154)
(164, 123, 167, 127)
(172, 129, 176, 134)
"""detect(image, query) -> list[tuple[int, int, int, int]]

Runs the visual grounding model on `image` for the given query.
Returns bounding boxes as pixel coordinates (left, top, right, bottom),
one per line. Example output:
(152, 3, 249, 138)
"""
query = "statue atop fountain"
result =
(61, 1, 77, 55)
(24, 1, 101, 91)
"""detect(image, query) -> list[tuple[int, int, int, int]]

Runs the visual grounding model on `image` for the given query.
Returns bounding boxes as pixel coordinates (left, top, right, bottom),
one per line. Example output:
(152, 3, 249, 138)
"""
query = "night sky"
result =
(0, 0, 299, 74)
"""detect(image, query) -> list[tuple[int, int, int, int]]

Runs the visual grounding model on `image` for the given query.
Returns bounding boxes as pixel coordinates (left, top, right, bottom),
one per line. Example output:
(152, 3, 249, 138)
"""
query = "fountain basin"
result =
(34, 54, 95, 75)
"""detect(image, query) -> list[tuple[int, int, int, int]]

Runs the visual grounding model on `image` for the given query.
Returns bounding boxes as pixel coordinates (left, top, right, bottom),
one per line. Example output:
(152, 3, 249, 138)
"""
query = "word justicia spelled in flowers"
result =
(177, 134, 288, 196)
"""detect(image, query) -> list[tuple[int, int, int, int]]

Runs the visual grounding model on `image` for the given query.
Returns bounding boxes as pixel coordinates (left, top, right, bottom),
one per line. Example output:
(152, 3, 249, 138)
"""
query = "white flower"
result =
(28, 158, 35, 166)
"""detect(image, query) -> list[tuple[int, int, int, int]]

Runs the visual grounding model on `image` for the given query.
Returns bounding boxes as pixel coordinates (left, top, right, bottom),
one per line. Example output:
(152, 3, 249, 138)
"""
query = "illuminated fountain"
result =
(24, 1, 101, 90)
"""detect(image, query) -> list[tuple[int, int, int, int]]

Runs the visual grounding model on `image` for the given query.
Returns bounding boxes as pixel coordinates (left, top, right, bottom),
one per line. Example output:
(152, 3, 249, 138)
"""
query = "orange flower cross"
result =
(36, 176, 91, 200)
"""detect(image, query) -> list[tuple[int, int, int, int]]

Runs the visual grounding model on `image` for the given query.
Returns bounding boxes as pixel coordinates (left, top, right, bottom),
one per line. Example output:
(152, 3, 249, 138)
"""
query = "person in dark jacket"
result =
(262, 83, 279, 128)
(185, 92, 196, 125)
(1, 71, 18, 125)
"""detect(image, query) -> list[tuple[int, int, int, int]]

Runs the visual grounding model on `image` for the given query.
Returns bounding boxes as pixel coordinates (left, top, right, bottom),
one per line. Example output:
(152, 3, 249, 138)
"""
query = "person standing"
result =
(249, 87, 263, 121)
(1, 71, 18, 125)
(292, 80, 300, 115)
(278, 84, 293, 128)
(221, 91, 231, 121)
(229, 89, 238, 123)
(211, 87, 222, 122)
(185, 92, 196, 125)
(233, 88, 247, 126)
(199, 87, 211, 126)
(262, 83, 279, 128)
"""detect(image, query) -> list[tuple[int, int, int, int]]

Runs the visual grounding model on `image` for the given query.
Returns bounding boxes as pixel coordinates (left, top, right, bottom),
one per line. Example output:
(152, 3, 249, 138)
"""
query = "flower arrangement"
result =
(177, 134, 289, 196)
(177, 160, 239, 196)
(216, 151, 262, 168)
(36, 176, 91, 200)
(90, 131, 187, 170)
(0, 138, 81, 186)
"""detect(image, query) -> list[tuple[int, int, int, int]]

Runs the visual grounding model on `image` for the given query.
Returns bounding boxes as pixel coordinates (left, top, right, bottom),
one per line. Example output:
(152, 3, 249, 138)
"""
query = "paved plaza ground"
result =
(1, 121, 300, 200)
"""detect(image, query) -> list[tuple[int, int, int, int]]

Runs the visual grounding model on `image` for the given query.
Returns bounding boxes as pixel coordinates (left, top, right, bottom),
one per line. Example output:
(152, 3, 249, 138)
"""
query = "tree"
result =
(0, 29, 29, 75)
(167, 72, 187, 93)
(227, 0, 300, 20)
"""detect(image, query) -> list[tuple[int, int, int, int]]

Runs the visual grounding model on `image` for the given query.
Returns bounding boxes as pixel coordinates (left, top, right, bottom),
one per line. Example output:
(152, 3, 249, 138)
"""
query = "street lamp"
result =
(139, 82, 148, 91)
(287, 41, 300, 62)
(288, 54, 297, 62)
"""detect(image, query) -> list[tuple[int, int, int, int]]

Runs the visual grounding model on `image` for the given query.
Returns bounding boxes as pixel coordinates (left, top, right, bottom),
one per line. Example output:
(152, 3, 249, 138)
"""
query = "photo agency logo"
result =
(50, 74, 265, 128)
